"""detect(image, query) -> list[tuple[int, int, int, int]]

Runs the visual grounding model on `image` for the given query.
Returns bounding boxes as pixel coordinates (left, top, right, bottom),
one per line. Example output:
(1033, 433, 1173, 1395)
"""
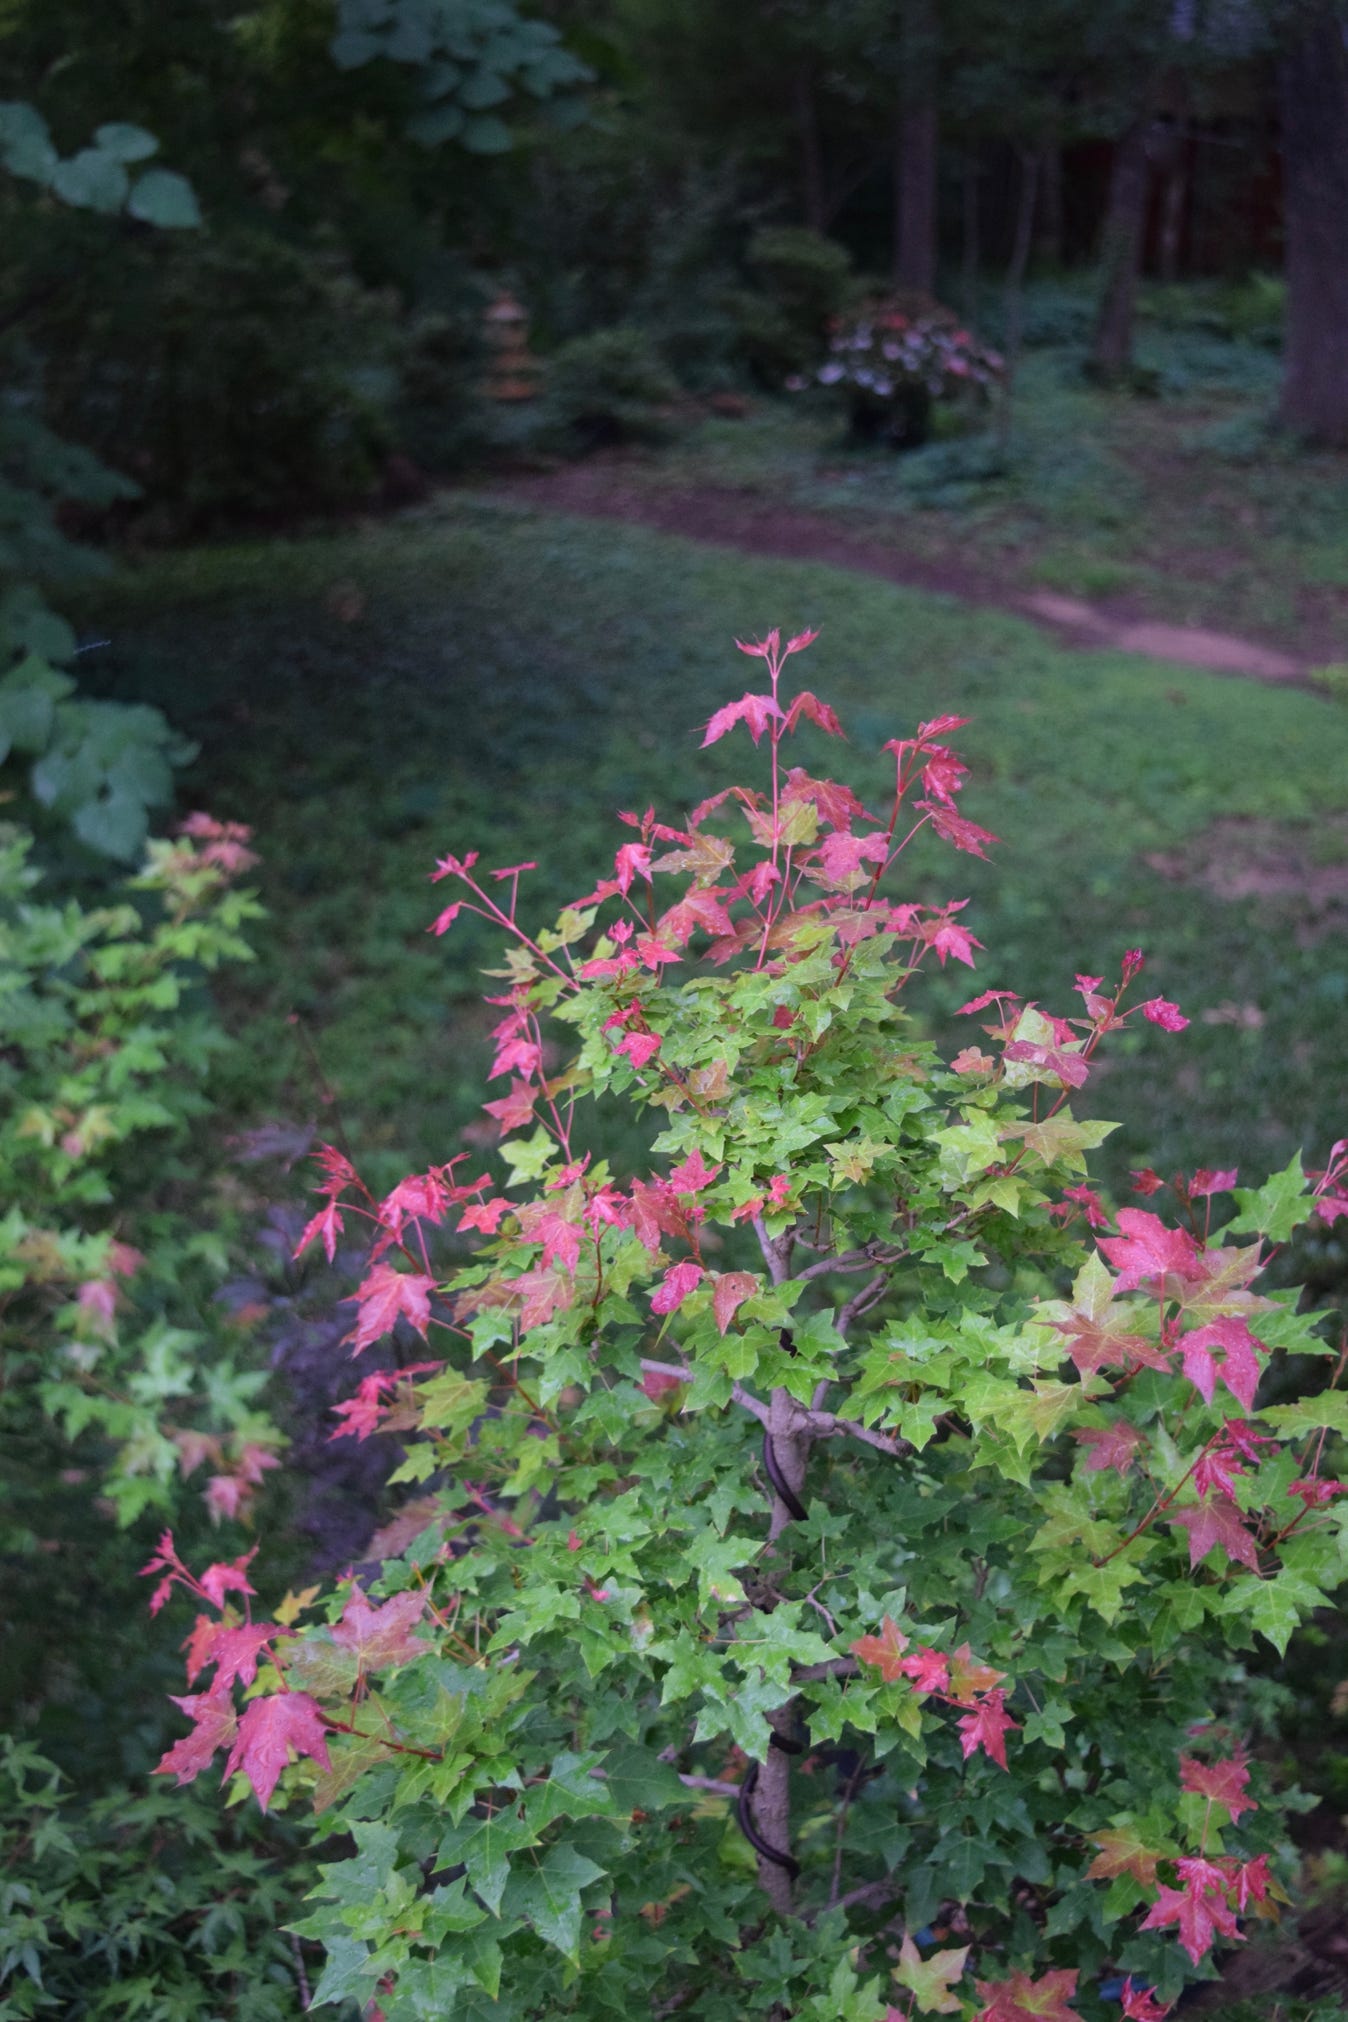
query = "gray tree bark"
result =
(1279, 7, 1348, 445)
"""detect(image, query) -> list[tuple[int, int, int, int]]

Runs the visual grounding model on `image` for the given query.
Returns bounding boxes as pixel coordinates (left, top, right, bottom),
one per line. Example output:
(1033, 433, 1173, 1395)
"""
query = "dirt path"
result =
(497, 465, 1308, 687)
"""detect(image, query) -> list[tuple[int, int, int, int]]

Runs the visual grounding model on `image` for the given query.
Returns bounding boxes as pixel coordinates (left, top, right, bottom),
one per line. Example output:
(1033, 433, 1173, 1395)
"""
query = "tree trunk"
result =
(961, 147, 980, 321)
(793, 64, 827, 233)
(892, 0, 939, 294)
(999, 148, 1041, 453)
(1280, 7, 1348, 445)
(1034, 143, 1063, 267)
(1090, 117, 1151, 382)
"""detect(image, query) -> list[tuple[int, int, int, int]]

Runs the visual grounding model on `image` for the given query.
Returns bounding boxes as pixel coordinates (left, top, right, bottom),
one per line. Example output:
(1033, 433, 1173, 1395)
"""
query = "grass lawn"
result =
(84, 499, 1348, 1311)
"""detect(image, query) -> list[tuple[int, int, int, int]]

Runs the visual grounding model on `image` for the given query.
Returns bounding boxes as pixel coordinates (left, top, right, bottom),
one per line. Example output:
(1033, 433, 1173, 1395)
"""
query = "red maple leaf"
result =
(346, 1264, 435, 1355)
(481, 1080, 536, 1132)
(1231, 1854, 1272, 1911)
(1121, 1980, 1172, 2021)
(198, 1548, 258, 1612)
(1140, 1880, 1241, 1965)
(1179, 1751, 1257, 1822)
(701, 691, 784, 748)
(500, 1265, 573, 1332)
(458, 1196, 515, 1234)
(974, 1966, 1080, 2022)
(1168, 1497, 1261, 1573)
(650, 1260, 704, 1314)
(669, 1147, 721, 1194)
(918, 799, 998, 861)
(332, 1590, 428, 1672)
(1073, 1420, 1146, 1477)
(187, 1620, 280, 1693)
(784, 689, 845, 737)
(898, 1647, 951, 1696)
(222, 1692, 331, 1811)
(711, 1271, 758, 1336)
(957, 1689, 1019, 1770)
(850, 1615, 910, 1681)
(516, 1201, 583, 1275)
(329, 1371, 398, 1442)
(948, 1644, 1006, 1703)
(617, 1029, 663, 1069)
(1178, 1316, 1264, 1413)
(293, 1201, 344, 1264)
(1098, 1210, 1202, 1293)
(155, 1690, 238, 1786)
(813, 829, 890, 884)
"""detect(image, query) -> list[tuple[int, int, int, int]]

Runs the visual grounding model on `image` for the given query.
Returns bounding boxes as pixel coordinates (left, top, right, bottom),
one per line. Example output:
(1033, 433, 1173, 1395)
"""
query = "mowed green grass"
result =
(88, 501, 1348, 1268)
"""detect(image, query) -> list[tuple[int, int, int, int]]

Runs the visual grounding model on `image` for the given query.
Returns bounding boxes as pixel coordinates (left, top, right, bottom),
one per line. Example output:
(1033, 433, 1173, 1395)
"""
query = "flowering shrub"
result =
(811, 306, 1003, 448)
(147, 633, 1346, 2021)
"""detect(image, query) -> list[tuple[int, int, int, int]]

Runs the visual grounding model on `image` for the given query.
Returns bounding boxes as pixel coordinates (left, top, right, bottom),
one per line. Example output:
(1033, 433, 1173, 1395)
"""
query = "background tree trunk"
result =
(961, 148, 981, 320)
(892, 0, 939, 293)
(998, 147, 1041, 452)
(1279, 7, 1348, 445)
(1034, 143, 1063, 267)
(1090, 116, 1151, 380)
(1154, 120, 1188, 283)
(793, 64, 827, 232)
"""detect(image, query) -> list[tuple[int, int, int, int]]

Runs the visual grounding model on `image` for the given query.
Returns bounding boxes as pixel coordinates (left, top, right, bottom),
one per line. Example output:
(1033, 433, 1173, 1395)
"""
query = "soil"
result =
(1146, 815, 1348, 944)
(496, 461, 1318, 688)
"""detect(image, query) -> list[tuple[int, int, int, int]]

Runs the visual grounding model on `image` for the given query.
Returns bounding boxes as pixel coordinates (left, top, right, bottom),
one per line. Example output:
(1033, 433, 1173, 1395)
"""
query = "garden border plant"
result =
(146, 630, 1347, 2021)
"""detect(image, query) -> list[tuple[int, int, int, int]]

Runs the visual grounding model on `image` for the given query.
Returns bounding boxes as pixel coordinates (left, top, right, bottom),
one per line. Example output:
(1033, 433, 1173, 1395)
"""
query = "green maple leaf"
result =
(435, 1809, 538, 1915)
(1228, 1153, 1311, 1241)
(891, 1933, 969, 2013)
(501, 1842, 606, 1960)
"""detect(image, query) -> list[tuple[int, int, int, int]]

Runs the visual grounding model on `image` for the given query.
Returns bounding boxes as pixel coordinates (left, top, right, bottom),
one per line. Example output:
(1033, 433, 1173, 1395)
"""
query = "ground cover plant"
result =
(141, 625, 1348, 2019)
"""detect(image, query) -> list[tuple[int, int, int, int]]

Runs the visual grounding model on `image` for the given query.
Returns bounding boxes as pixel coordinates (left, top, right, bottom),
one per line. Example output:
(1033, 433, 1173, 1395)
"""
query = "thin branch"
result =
(637, 1359, 773, 1428)
(810, 1414, 909, 1459)
(791, 1657, 859, 1683)
(678, 1774, 741, 1797)
(795, 1247, 891, 1282)
(835, 1272, 892, 1338)
(752, 1215, 794, 1285)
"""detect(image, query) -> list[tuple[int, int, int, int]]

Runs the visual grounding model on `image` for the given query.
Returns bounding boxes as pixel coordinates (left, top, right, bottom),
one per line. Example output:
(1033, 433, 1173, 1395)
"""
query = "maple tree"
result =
(148, 632, 1346, 2018)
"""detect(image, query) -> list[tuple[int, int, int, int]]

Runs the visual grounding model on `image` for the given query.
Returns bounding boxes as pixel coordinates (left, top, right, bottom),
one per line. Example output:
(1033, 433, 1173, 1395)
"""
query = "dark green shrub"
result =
(730, 223, 855, 385)
(540, 325, 681, 451)
(39, 230, 396, 526)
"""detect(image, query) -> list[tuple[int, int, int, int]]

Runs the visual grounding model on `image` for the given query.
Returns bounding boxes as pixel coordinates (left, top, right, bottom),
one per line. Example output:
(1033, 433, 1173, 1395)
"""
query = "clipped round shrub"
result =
(541, 326, 682, 452)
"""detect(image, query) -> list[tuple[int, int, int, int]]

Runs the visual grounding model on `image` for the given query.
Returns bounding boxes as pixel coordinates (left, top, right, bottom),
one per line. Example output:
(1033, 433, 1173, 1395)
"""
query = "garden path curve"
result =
(496, 464, 1308, 687)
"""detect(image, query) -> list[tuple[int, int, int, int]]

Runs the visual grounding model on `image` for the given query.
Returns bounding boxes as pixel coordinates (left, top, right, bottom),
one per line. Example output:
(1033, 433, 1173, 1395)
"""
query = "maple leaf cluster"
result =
(143, 1531, 427, 1810)
(851, 1616, 1020, 1769)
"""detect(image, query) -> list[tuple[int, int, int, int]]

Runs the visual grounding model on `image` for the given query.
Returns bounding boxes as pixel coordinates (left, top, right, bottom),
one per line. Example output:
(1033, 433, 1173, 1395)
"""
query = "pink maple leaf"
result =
(429, 902, 462, 936)
(346, 1264, 435, 1356)
(973, 1966, 1080, 2022)
(919, 800, 998, 860)
(190, 1621, 282, 1694)
(223, 1692, 331, 1811)
(1142, 997, 1189, 1032)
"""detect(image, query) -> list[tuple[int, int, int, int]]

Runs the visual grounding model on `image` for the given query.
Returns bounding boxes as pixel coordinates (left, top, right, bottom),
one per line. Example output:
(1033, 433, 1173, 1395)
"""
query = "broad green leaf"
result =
(94, 122, 158, 162)
(51, 147, 129, 212)
(127, 167, 201, 228)
(1227, 1154, 1311, 1241)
